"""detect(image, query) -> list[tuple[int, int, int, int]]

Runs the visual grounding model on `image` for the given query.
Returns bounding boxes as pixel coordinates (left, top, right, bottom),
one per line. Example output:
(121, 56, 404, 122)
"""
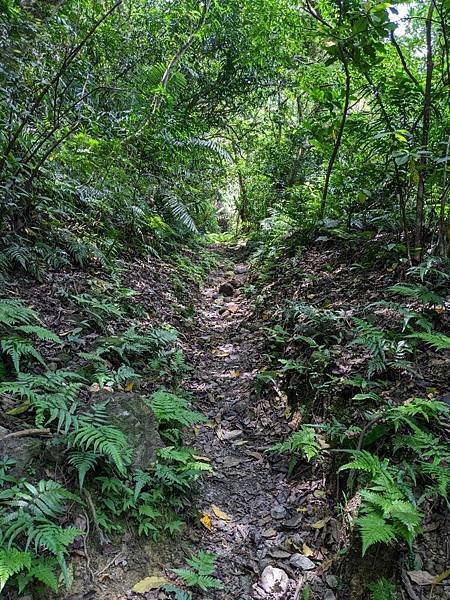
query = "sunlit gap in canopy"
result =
(389, 2, 410, 37)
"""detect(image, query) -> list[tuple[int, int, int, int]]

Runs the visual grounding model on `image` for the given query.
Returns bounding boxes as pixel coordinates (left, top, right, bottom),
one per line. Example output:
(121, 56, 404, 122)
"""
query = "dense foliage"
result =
(0, 0, 449, 597)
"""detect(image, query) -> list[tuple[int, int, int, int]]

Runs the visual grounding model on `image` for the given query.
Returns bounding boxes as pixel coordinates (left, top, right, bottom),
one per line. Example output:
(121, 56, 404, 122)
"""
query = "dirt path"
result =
(183, 247, 326, 600)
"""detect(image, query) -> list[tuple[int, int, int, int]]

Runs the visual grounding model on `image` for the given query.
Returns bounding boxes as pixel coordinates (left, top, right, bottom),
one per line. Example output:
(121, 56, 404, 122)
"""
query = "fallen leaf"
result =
(89, 383, 100, 392)
(262, 528, 277, 538)
(311, 517, 330, 529)
(132, 575, 169, 593)
(211, 504, 232, 521)
(228, 370, 241, 378)
(6, 401, 31, 415)
(407, 570, 434, 586)
(217, 428, 242, 441)
(302, 544, 314, 557)
(212, 349, 230, 357)
(222, 456, 249, 468)
(200, 513, 212, 530)
(433, 567, 450, 584)
(123, 382, 134, 392)
(192, 454, 211, 462)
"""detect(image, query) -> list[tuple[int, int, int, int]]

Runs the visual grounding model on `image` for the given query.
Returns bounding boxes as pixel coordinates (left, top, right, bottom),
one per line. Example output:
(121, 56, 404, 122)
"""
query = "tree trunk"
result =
(320, 50, 350, 220)
(414, 0, 435, 261)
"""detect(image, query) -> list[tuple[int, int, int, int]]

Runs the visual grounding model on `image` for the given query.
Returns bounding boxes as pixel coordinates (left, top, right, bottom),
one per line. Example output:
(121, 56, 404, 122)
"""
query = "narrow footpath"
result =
(183, 247, 334, 600)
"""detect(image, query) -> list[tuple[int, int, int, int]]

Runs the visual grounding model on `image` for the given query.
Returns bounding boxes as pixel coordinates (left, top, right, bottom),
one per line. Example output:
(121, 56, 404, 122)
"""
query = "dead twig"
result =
(94, 552, 124, 578)
(0, 428, 51, 442)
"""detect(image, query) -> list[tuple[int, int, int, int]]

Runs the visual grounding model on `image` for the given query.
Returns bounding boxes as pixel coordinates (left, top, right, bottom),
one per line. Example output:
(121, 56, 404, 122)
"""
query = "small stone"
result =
(324, 591, 336, 600)
(289, 554, 315, 570)
(283, 514, 303, 529)
(235, 264, 248, 274)
(219, 282, 234, 297)
(262, 528, 277, 538)
(260, 565, 289, 595)
(271, 505, 287, 520)
(326, 575, 338, 589)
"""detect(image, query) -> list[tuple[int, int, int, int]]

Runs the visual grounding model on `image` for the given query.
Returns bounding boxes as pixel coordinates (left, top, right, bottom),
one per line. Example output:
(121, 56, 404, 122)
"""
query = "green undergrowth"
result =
(0, 249, 217, 596)
(257, 237, 449, 594)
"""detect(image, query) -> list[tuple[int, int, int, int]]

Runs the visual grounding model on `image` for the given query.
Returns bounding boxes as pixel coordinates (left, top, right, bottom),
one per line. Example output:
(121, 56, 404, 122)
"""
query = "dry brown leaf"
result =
(302, 544, 314, 557)
(211, 504, 232, 521)
(212, 349, 230, 357)
(407, 570, 434, 586)
(433, 567, 450, 585)
(123, 382, 134, 392)
(132, 576, 169, 593)
(217, 428, 242, 441)
(228, 370, 241, 378)
(311, 517, 330, 529)
(192, 454, 211, 462)
(200, 513, 212, 530)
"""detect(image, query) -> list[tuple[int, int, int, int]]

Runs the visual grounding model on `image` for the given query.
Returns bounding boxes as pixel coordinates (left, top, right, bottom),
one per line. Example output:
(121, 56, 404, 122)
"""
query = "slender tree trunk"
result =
(414, 0, 435, 260)
(320, 51, 350, 220)
(151, 1, 211, 114)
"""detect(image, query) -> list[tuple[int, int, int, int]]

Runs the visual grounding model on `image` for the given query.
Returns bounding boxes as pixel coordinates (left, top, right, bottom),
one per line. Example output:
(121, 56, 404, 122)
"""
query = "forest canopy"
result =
(1, 0, 449, 272)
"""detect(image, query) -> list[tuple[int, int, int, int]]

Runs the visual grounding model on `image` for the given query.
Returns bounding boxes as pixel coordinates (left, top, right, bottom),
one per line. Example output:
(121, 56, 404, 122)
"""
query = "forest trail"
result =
(183, 246, 318, 600)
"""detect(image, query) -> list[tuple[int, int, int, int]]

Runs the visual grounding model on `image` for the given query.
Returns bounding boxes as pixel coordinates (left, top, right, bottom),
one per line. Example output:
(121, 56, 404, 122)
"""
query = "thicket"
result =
(1, 0, 449, 596)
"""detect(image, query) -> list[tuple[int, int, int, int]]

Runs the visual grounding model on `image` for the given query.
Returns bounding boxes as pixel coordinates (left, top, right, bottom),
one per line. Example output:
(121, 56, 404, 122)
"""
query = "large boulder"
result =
(101, 392, 163, 469)
(0, 426, 44, 476)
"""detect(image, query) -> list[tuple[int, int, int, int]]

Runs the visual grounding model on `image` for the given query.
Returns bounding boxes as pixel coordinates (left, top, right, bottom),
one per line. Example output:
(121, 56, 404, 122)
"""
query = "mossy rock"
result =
(99, 392, 163, 469)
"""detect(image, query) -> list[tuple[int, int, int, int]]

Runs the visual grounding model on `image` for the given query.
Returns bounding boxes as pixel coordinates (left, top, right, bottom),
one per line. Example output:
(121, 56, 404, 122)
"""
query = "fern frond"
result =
(68, 451, 99, 490)
(0, 548, 31, 592)
(369, 577, 396, 600)
(356, 514, 396, 555)
(70, 424, 132, 475)
(162, 192, 198, 233)
(388, 283, 445, 305)
(7, 480, 79, 519)
(27, 556, 59, 591)
(15, 325, 62, 344)
(270, 425, 321, 462)
(408, 331, 450, 351)
(0, 300, 39, 327)
(149, 390, 205, 428)
(1, 337, 46, 372)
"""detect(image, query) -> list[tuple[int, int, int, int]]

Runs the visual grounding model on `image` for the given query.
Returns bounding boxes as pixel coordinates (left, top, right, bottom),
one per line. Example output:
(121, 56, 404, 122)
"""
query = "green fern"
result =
(0, 548, 31, 592)
(408, 331, 450, 351)
(356, 514, 397, 555)
(1, 337, 46, 373)
(369, 577, 396, 599)
(352, 318, 412, 377)
(97, 326, 177, 362)
(149, 390, 206, 429)
(14, 325, 62, 344)
(271, 425, 321, 462)
(162, 192, 198, 233)
(69, 424, 132, 475)
(163, 584, 193, 599)
(4, 480, 79, 519)
(340, 451, 422, 554)
(0, 370, 83, 432)
(388, 283, 445, 306)
(18, 556, 59, 592)
(386, 397, 448, 430)
(173, 551, 223, 591)
(0, 300, 39, 327)
(68, 451, 99, 490)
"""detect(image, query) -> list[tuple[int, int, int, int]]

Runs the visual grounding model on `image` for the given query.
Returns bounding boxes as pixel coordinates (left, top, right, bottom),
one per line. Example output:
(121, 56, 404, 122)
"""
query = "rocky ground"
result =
(178, 245, 339, 600)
